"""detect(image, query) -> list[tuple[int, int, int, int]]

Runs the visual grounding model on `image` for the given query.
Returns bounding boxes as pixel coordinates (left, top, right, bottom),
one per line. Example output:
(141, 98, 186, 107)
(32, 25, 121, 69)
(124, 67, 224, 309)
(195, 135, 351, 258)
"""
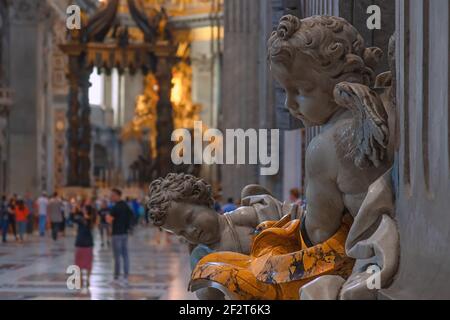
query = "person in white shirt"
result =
(36, 193, 49, 236)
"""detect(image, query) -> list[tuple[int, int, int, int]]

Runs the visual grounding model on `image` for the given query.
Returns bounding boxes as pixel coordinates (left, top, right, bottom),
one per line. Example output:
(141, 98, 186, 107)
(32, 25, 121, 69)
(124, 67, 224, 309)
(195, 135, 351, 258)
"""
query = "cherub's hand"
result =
(254, 221, 278, 235)
(254, 214, 292, 235)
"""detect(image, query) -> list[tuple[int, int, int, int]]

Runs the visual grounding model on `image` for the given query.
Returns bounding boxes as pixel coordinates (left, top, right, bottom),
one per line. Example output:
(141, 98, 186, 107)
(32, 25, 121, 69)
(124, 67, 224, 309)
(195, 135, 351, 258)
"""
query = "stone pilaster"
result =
(381, 0, 450, 300)
(7, 0, 53, 195)
(78, 69, 92, 187)
(0, 0, 10, 194)
(220, 0, 262, 200)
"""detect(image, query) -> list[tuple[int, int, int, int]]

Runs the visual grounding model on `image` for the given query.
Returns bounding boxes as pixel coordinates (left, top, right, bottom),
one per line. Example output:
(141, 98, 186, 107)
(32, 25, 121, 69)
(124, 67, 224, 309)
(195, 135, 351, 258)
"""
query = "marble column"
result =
(0, 0, 10, 194)
(220, 0, 265, 200)
(78, 68, 92, 187)
(0, 90, 12, 194)
(8, 0, 53, 195)
(154, 51, 177, 178)
(120, 72, 143, 184)
(381, 0, 450, 300)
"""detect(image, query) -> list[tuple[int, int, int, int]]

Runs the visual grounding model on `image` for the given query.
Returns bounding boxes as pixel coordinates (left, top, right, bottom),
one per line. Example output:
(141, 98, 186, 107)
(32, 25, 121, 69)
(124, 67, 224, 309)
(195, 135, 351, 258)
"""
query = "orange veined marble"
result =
(190, 215, 355, 300)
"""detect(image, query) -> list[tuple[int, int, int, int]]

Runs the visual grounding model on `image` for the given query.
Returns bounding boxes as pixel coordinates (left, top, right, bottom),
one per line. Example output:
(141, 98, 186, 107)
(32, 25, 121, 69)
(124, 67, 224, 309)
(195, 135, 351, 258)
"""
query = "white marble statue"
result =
(268, 15, 399, 300)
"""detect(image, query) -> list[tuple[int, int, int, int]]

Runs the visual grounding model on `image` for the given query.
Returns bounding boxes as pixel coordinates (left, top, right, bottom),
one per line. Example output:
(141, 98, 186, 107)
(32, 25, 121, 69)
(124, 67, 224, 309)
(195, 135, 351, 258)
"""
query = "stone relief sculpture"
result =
(187, 15, 399, 300)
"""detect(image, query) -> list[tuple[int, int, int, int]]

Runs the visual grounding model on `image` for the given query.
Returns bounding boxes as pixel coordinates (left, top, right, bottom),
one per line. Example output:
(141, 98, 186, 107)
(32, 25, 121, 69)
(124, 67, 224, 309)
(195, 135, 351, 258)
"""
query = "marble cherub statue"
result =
(268, 14, 394, 245)
(147, 173, 301, 299)
(147, 173, 299, 256)
(189, 15, 399, 300)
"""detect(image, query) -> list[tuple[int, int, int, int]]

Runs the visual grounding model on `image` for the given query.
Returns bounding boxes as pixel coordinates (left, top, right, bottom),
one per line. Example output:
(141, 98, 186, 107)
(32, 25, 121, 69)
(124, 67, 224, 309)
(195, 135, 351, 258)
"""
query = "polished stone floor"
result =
(0, 226, 197, 300)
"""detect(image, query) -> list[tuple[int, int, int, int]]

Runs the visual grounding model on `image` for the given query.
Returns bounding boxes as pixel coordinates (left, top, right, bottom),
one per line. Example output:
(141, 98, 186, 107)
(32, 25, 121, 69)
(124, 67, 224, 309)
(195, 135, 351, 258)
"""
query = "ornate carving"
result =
(61, 1, 178, 186)
(78, 69, 92, 187)
(52, 19, 68, 95)
(147, 173, 298, 299)
(153, 54, 176, 177)
(188, 15, 399, 300)
(333, 82, 389, 168)
(10, 0, 50, 23)
(171, 61, 203, 129)
(65, 55, 82, 186)
(128, 0, 158, 42)
(83, 0, 120, 42)
(53, 110, 66, 190)
(147, 174, 295, 246)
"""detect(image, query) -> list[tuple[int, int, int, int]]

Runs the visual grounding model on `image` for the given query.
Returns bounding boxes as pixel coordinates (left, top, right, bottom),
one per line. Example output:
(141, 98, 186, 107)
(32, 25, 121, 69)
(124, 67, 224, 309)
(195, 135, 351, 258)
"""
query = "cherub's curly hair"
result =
(146, 173, 214, 227)
(268, 15, 382, 88)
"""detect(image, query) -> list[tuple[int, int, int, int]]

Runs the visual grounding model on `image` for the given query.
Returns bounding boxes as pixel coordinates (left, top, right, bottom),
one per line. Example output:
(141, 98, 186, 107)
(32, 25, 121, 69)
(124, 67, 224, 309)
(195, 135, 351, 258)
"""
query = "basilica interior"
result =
(0, 0, 449, 302)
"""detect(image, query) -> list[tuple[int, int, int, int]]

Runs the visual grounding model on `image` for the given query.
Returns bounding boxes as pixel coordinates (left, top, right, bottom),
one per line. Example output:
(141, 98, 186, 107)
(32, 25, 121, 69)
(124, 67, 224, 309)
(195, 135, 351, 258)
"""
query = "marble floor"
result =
(0, 226, 197, 300)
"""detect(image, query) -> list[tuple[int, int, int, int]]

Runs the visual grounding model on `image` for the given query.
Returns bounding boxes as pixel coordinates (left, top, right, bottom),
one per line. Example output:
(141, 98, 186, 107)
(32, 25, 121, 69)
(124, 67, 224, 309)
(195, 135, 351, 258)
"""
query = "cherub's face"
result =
(162, 201, 220, 245)
(271, 59, 338, 127)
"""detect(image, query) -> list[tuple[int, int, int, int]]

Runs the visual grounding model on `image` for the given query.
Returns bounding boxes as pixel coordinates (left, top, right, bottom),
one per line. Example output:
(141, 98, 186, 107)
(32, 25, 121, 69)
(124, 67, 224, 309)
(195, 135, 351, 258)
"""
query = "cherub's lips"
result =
(290, 110, 317, 126)
(270, 49, 292, 62)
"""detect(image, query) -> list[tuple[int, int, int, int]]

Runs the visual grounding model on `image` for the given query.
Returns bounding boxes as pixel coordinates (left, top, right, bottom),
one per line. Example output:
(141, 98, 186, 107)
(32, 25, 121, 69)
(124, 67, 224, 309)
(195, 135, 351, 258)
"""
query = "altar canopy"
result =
(60, 0, 178, 187)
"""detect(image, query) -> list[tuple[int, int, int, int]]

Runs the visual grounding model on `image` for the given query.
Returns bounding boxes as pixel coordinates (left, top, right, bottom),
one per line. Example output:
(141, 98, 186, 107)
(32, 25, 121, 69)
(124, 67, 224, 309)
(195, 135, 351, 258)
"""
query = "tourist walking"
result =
(108, 189, 133, 282)
(36, 193, 48, 236)
(47, 193, 63, 241)
(15, 199, 29, 242)
(24, 193, 35, 235)
(0, 196, 8, 243)
(7, 197, 18, 241)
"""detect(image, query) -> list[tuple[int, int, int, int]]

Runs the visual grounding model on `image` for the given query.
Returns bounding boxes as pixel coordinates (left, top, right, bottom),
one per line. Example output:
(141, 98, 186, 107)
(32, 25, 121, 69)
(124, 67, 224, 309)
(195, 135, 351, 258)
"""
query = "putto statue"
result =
(189, 15, 399, 300)
(146, 173, 301, 270)
(268, 14, 392, 244)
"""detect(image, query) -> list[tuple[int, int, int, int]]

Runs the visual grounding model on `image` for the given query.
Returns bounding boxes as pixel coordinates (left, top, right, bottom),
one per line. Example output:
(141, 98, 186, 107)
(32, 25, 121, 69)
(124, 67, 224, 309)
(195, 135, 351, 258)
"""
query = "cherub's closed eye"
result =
(297, 81, 315, 93)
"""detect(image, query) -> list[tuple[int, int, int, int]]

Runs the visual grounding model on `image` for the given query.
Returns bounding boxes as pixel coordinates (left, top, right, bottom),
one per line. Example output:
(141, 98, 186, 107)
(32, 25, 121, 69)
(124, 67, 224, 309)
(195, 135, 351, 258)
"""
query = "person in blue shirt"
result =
(221, 198, 237, 214)
(1, 196, 9, 243)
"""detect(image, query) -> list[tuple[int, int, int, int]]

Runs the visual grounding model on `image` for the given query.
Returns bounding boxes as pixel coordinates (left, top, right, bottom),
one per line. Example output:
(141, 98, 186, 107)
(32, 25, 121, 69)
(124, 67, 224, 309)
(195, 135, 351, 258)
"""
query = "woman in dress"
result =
(73, 201, 95, 288)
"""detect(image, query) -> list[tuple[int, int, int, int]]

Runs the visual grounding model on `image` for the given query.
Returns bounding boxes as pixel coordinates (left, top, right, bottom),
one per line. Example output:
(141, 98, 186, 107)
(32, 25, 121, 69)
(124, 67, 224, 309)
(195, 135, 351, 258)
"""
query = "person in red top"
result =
(15, 200, 29, 242)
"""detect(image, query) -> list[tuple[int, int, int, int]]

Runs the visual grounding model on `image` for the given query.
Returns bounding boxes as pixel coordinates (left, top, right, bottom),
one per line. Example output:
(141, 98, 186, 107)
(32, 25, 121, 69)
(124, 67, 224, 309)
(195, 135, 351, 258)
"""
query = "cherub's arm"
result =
(232, 193, 288, 229)
(304, 136, 345, 245)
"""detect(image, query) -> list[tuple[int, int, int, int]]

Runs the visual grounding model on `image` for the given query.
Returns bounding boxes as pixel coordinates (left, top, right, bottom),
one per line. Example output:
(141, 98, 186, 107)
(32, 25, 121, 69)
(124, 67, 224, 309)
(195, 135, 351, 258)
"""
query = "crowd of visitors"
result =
(0, 189, 146, 288)
(0, 185, 305, 289)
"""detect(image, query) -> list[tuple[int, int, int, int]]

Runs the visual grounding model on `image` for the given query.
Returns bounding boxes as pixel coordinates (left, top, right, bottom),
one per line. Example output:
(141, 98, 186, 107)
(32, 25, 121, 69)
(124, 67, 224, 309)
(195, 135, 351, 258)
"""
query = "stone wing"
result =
(333, 82, 389, 168)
